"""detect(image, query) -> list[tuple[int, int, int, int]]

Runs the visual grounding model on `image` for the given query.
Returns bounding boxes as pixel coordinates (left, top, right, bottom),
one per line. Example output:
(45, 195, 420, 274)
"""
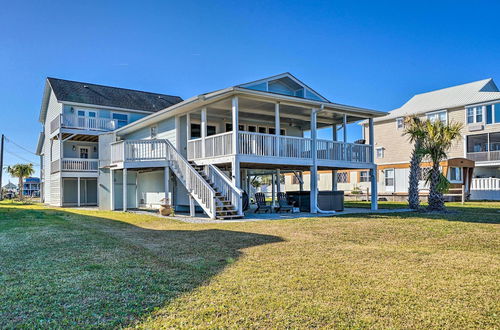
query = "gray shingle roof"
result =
(47, 77, 183, 112)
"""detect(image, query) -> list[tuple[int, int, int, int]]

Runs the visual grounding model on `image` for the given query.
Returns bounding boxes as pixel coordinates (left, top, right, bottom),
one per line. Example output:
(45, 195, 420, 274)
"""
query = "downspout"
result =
(312, 105, 336, 214)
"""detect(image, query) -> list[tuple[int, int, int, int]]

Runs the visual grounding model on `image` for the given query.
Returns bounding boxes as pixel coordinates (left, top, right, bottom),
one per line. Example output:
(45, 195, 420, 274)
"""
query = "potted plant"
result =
(159, 198, 173, 216)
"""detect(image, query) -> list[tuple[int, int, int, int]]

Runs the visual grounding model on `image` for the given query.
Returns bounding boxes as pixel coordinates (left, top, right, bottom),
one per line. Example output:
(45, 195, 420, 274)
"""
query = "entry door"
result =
(384, 168, 395, 193)
(79, 147, 89, 159)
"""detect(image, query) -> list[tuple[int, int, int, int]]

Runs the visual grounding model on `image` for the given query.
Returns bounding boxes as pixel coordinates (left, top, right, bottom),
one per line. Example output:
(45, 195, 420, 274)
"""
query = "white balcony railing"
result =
(51, 159, 98, 173)
(467, 151, 500, 162)
(186, 131, 373, 164)
(471, 178, 500, 190)
(51, 114, 118, 133)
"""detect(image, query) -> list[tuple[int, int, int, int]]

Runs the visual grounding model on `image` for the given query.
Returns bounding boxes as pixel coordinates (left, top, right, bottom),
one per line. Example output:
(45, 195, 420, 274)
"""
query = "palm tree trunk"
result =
(407, 146, 421, 209)
(427, 162, 444, 211)
(18, 177, 23, 201)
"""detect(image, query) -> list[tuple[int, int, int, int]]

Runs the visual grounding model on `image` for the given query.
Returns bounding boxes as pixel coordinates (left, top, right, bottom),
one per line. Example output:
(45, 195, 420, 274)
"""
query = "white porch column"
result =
(342, 114, 347, 161)
(231, 157, 240, 188)
(368, 118, 377, 210)
(77, 176, 81, 207)
(370, 167, 378, 210)
(122, 168, 127, 212)
(332, 123, 338, 191)
(201, 108, 207, 158)
(232, 96, 239, 155)
(189, 196, 195, 216)
(275, 102, 280, 156)
(110, 169, 114, 210)
(164, 166, 170, 203)
(271, 173, 276, 207)
(310, 109, 318, 213)
(368, 118, 375, 162)
(186, 112, 191, 140)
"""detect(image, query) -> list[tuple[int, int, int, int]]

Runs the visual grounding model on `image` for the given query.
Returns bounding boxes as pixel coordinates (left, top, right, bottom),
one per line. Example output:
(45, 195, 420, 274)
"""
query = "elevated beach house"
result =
(37, 74, 385, 219)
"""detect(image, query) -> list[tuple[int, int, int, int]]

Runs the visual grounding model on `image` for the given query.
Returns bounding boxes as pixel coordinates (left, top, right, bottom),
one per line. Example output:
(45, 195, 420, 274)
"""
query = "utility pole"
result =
(0, 134, 4, 200)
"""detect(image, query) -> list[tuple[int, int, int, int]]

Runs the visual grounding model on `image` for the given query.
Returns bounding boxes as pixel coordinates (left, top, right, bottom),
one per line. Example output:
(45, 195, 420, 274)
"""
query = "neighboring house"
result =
(339, 78, 500, 201)
(36, 77, 183, 207)
(23, 177, 40, 197)
(97, 73, 384, 218)
(2, 182, 18, 199)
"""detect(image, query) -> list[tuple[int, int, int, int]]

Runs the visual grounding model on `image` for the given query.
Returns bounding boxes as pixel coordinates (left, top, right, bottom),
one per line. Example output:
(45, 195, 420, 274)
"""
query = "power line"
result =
(4, 136, 37, 156)
(4, 150, 40, 165)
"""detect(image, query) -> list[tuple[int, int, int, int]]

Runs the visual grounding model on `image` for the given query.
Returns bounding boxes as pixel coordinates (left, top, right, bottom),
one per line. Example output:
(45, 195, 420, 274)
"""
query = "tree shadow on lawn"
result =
(0, 206, 283, 328)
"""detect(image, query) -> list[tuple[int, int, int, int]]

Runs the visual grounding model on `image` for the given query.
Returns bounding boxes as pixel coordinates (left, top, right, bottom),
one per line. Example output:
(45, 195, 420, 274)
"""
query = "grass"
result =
(0, 200, 499, 328)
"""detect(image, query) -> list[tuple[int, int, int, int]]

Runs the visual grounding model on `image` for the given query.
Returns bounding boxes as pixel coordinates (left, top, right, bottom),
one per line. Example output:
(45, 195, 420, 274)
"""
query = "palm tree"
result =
(419, 120, 463, 211)
(6, 163, 35, 200)
(403, 115, 426, 209)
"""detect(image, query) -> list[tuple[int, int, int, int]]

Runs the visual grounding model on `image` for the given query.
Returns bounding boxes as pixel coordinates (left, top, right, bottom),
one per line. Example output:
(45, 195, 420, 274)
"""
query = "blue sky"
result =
(1, 0, 499, 185)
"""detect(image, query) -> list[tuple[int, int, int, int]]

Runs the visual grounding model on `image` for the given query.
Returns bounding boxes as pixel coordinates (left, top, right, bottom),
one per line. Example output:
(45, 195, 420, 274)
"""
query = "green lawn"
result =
(0, 201, 499, 328)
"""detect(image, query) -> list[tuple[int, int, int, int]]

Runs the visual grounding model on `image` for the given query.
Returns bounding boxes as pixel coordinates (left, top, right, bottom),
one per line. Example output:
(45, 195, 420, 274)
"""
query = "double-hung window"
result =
(466, 106, 484, 124)
(376, 147, 384, 159)
(449, 167, 462, 182)
(359, 171, 370, 182)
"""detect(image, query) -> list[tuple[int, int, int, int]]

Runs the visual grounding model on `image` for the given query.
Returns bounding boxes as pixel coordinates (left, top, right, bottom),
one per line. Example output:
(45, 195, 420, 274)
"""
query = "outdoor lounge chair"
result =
(276, 192, 293, 213)
(254, 192, 272, 213)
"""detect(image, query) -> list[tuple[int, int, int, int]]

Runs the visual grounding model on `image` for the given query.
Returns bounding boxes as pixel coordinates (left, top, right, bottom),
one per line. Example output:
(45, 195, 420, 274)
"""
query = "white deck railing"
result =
(51, 114, 118, 133)
(467, 151, 500, 162)
(205, 164, 243, 215)
(111, 139, 218, 218)
(187, 131, 373, 164)
(471, 178, 500, 190)
(61, 159, 98, 172)
(50, 159, 98, 173)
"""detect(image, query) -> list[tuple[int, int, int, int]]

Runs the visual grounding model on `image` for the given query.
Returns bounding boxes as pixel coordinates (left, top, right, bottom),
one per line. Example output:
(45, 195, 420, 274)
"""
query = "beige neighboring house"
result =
(285, 78, 500, 200)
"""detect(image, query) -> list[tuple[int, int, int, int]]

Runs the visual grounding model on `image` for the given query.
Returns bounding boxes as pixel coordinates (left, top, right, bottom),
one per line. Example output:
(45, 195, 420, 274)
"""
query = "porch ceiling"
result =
(54, 133, 99, 142)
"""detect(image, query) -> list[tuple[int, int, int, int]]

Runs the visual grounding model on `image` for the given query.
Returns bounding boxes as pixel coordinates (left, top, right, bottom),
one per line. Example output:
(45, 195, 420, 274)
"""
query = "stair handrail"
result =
(207, 164, 244, 215)
(164, 139, 217, 219)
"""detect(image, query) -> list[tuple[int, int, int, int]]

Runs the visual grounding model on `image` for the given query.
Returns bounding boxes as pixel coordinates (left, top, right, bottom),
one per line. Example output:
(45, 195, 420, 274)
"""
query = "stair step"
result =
(216, 214, 244, 220)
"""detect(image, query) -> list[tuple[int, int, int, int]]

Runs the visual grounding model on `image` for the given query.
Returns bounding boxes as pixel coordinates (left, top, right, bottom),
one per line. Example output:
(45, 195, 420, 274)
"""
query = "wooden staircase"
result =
(189, 162, 243, 220)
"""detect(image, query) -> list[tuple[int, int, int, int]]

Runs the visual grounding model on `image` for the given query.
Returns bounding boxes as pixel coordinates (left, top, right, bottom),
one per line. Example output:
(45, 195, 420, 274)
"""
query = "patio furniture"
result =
(276, 192, 293, 213)
(254, 192, 272, 213)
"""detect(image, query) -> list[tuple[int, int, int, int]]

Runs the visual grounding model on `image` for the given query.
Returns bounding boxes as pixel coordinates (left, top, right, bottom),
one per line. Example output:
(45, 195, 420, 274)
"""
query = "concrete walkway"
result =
(131, 207, 413, 224)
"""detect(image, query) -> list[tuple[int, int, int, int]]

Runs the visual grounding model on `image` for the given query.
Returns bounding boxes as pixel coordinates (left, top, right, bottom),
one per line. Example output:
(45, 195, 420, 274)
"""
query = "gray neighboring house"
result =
(36, 77, 182, 207)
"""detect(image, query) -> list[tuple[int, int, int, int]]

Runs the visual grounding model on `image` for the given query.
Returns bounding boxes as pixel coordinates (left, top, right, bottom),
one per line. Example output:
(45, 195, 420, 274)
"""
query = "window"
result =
(150, 125, 158, 139)
(225, 123, 232, 132)
(248, 125, 257, 132)
(292, 175, 300, 184)
(376, 147, 384, 159)
(467, 107, 474, 124)
(449, 167, 462, 182)
(258, 127, 267, 133)
(337, 172, 348, 183)
(426, 110, 447, 124)
(268, 128, 276, 135)
(238, 124, 245, 131)
(79, 147, 89, 159)
(359, 171, 370, 182)
(191, 124, 216, 138)
(280, 129, 286, 135)
(384, 169, 394, 186)
(486, 105, 493, 124)
(484, 103, 500, 124)
(112, 113, 128, 128)
(466, 106, 483, 124)
(396, 117, 404, 129)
